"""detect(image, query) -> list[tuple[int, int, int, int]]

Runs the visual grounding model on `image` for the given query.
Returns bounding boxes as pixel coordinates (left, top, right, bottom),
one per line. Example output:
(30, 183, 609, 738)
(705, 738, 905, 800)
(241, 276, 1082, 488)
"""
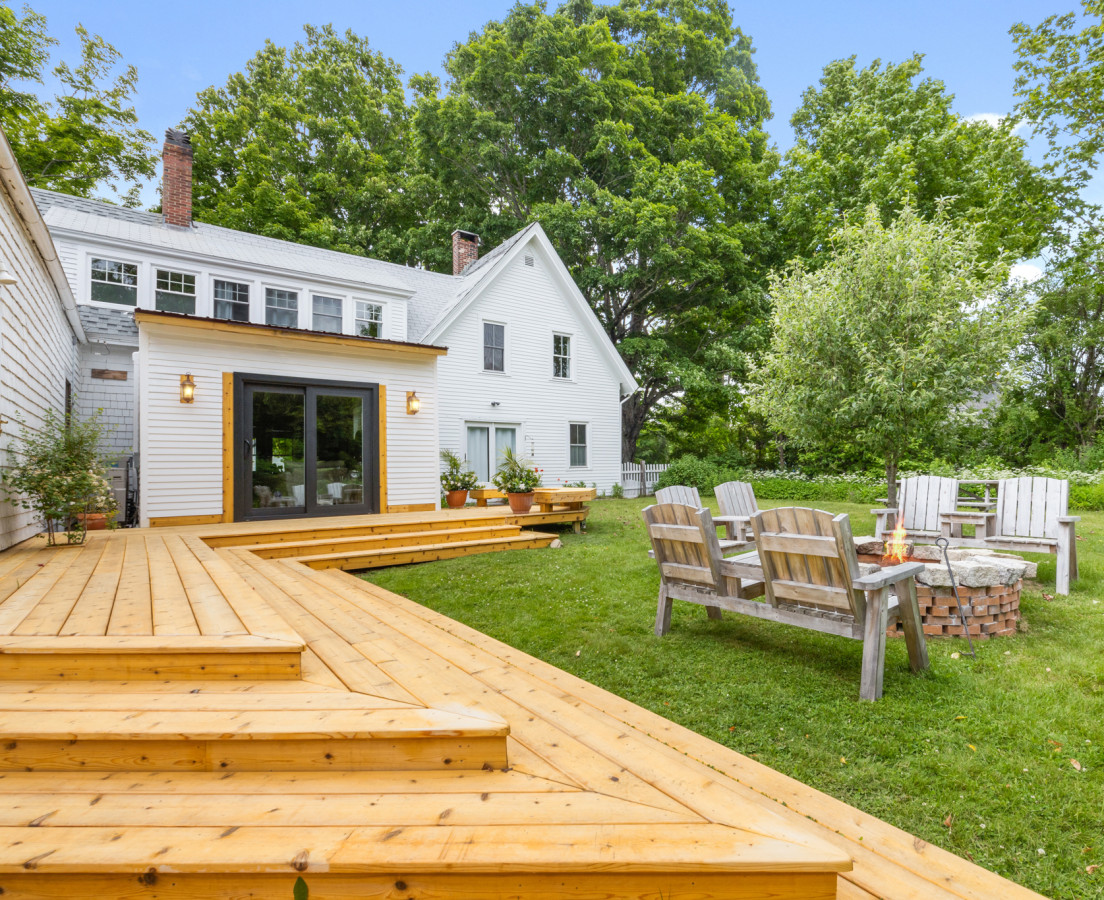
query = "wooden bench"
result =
(645, 504, 930, 700)
(532, 487, 596, 512)
(655, 486, 750, 553)
(469, 487, 507, 507)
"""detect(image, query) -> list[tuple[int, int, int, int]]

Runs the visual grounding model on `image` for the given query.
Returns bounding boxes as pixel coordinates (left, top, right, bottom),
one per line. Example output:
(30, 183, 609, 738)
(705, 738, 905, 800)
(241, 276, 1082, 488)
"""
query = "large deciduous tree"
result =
(0, 3, 156, 203)
(183, 25, 416, 260)
(750, 204, 1025, 506)
(778, 55, 1056, 267)
(410, 0, 778, 461)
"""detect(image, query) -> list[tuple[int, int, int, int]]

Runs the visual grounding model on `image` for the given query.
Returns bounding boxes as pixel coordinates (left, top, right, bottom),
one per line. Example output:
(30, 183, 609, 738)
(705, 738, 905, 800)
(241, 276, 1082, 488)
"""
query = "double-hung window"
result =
(355, 300, 383, 338)
(484, 323, 505, 372)
(213, 279, 250, 321)
(313, 295, 342, 333)
(553, 334, 571, 379)
(90, 258, 137, 306)
(569, 423, 588, 468)
(155, 269, 195, 314)
(266, 288, 298, 328)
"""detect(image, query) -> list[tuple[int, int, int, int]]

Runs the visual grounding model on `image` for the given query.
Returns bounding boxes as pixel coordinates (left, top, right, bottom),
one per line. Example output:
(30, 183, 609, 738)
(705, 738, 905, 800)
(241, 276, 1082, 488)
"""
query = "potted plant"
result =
(492, 446, 542, 514)
(3, 406, 117, 545)
(440, 449, 479, 508)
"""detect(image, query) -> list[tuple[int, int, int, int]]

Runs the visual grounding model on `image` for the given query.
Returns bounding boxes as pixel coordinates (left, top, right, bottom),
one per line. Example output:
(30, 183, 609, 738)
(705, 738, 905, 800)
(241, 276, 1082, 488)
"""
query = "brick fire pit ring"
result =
(854, 539, 1036, 639)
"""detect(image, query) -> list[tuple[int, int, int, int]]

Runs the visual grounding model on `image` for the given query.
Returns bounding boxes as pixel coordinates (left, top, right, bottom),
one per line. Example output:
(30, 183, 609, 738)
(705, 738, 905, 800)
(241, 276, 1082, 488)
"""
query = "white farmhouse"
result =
(15, 129, 635, 529)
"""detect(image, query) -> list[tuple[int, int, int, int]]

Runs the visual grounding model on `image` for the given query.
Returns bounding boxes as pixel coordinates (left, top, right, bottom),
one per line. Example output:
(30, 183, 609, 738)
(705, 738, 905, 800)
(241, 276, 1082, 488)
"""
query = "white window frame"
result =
(465, 421, 521, 484)
(553, 332, 572, 380)
(86, 254, 141, 309)
(482, 320, 507, 374)
(311, 292, 345, 334)
(153, 267, 198, 315)
(210, 276, 252, 323)
(569, 422, 589, 469)
(264, 285, 300, 329)
(354, 298, 386, 339)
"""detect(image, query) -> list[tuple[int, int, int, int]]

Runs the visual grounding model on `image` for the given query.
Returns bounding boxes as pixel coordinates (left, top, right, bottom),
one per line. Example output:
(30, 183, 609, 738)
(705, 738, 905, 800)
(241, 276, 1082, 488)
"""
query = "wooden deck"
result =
(0, 517, 1048, 899)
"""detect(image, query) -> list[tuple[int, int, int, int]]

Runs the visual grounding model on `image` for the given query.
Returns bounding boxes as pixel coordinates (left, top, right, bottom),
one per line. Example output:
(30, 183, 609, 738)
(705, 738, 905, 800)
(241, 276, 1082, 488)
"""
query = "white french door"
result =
(466, 423, 517, 484)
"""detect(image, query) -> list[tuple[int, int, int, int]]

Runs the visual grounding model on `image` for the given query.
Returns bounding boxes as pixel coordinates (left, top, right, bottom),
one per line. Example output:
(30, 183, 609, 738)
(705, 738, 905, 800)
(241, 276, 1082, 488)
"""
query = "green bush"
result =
(1070, 482, 1104, 511)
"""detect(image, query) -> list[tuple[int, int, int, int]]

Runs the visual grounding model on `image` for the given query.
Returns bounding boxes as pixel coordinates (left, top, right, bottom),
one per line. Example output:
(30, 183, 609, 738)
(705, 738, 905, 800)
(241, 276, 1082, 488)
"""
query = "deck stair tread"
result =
(202, 514, 514, 548)
(293, 531, 558, 570)
(0, 634, 304, 653)
(245, 523, 524, 558)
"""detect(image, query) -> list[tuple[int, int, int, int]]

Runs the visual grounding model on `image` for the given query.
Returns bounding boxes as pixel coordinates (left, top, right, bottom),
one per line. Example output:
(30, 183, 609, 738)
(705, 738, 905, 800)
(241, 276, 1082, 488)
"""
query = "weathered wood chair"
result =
(714, 481, 761, 543)
(654, 486, 747, 552)
(644, 504, 930, 701)
(948, 477, 1079, 595)
(873, 475, 958, 542)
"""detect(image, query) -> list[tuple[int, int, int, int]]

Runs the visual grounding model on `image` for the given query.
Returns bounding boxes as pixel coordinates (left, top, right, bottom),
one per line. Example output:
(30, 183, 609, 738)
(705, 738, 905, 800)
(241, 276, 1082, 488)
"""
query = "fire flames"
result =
(884, 521, 908, 565)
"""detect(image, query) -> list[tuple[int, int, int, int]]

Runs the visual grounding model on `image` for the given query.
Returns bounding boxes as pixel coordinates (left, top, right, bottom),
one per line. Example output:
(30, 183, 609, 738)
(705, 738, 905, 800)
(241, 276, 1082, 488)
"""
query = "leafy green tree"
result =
(750, 204, 1025, 506)
(778, 55, 1056, 267)
(410, 0, 779, 460)
(183, 25, 416, 260)
(0, 3, 156, 203)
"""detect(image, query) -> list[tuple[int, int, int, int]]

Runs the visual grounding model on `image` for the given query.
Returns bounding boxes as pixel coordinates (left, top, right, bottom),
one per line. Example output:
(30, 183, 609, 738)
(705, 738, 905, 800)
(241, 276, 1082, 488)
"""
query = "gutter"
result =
(0, 128, 86, 343)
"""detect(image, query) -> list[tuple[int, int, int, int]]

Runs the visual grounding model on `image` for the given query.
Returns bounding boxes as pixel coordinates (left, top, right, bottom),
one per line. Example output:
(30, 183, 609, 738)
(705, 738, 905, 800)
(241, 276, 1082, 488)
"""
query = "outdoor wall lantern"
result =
(180, 373, 196, 404)
(406, 391, 420, 415)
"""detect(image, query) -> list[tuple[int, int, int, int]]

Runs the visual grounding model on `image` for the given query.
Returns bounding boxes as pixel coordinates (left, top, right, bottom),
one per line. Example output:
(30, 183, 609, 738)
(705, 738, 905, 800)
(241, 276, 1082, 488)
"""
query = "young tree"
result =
(750, 204, 1025, 506)
(779, 55, 1056, 267)
(0, 4, 156, 203)
(410, 0, 779, 461)
(183, 25, 416, 260)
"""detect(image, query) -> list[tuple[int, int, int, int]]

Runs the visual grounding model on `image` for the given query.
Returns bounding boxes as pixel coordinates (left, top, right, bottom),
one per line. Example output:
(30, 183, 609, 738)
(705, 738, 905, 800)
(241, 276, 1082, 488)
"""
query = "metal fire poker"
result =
(936, 537, 977, 658)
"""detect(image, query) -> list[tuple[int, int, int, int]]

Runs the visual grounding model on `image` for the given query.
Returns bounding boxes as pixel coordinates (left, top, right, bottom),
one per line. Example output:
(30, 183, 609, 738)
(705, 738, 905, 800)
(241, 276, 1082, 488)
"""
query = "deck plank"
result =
(0, 548, 81, 635)
(10, 544, 103, 636)
(146, 535, 199, 635)
(106, 534, 153, 635)
(59, 535, 128, 635)
(163, 535, 246, 635)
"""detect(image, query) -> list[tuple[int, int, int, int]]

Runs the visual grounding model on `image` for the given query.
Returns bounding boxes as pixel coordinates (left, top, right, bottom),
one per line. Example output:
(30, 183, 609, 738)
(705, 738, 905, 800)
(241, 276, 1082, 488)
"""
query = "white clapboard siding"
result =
(137, 323, 440, 524)
(0, 181, 80, 548)
(436, 240, 624, 493)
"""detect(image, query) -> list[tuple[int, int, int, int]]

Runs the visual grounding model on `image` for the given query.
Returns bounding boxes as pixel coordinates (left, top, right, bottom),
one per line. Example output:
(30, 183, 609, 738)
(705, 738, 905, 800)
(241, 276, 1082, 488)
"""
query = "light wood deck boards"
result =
(0, 515, 1048, 900)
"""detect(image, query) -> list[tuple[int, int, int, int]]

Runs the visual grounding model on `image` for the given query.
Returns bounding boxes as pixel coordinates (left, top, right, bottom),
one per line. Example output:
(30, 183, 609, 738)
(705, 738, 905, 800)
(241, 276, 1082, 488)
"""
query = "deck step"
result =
(293, 532, 558, 571)
(0, 634, 304, 681)
(0, 705, 509, 772)
(246, 524, 523, 559)
(203, 515, 512, 548)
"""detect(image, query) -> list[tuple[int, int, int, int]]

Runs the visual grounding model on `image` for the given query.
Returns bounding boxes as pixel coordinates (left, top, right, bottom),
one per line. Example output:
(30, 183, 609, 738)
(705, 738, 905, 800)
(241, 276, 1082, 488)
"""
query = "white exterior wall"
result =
(0, 187, 80, 548)
(76, 343, 136, 459)
(51, 235, 408, 342)
(137, 323, 440, 525)
(436, 242, 623, 493)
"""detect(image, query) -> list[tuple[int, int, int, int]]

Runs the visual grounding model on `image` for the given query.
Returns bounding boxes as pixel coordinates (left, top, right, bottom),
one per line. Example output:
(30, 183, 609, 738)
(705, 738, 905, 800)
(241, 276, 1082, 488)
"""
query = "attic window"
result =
(90, 258, 137, 306)
(524, 254, 535, 267)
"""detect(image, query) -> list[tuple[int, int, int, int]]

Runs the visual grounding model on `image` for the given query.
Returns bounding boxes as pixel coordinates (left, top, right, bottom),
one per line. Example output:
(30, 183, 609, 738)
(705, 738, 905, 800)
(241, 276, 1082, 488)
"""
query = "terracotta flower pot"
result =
(445, 490, 469, 509)
(77, 512, 109, 531)
(507, 492, 534, 514)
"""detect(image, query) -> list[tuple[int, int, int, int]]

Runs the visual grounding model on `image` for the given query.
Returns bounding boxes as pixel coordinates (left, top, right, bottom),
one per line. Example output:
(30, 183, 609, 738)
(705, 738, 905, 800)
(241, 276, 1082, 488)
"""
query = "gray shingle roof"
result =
(29, 188, 530, 343)
(78, 305, 139, 345)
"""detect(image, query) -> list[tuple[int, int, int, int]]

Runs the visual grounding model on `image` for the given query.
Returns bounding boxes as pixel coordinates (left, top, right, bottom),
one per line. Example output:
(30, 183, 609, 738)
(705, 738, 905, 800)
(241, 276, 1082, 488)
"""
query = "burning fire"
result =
(884, 521, 908, 565)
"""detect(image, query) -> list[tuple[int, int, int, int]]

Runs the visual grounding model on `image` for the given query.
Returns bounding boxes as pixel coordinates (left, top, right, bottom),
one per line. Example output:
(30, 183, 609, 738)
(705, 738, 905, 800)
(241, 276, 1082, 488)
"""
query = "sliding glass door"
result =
(236, 375, 379, 520)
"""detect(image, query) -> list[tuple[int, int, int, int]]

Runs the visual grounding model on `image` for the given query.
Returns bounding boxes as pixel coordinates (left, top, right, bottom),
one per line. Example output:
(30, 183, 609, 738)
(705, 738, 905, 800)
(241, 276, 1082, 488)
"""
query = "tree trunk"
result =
(885, 458, 898, 509)
(621, 394, 647, 462)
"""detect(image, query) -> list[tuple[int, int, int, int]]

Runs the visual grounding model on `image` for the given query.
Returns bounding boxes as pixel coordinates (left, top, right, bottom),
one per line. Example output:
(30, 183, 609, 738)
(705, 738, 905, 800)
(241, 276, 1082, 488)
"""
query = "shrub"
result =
(610, 482, 624, 499)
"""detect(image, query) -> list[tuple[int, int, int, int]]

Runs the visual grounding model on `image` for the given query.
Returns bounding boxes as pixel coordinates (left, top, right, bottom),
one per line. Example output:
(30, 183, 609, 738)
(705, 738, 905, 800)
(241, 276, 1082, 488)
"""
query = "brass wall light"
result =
(406, 391, 420, 415)
(180, 373, 196, 403)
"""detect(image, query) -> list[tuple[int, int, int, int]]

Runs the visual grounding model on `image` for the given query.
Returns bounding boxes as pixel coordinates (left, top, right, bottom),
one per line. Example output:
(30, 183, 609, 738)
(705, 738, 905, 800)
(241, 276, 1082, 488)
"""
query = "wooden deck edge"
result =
(0, 635, 305, 654)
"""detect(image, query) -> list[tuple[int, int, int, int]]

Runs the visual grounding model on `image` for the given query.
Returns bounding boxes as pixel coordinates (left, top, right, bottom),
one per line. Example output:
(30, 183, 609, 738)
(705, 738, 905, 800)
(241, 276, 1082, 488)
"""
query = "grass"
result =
(363, 497, 1104, 900)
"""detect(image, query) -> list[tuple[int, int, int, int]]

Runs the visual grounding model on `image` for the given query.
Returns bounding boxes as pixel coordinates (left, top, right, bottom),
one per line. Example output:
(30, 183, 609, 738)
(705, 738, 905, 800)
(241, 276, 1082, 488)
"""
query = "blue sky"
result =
(34, 0, 1078, 272)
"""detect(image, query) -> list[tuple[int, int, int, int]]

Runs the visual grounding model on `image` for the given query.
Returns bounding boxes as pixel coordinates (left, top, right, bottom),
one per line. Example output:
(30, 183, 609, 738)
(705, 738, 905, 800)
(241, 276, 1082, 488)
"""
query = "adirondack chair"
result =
(644, 504, 929, 700)
(713, 481, 761, 543)
(948, 477, 1079, 595)
(873, 475, 958, 542)
(654, 486, 748, 552)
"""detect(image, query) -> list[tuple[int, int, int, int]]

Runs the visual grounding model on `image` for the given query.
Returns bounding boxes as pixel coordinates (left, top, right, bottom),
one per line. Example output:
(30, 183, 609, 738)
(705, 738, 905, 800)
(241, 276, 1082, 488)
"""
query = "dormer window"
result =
(213, 279, 249, 321)
(313, 295, 342, 333)
(266, 288, 298, 328)
(90, 258, 137, 306)
(355, 300, 383, 338)
(155, 269, 195, 314)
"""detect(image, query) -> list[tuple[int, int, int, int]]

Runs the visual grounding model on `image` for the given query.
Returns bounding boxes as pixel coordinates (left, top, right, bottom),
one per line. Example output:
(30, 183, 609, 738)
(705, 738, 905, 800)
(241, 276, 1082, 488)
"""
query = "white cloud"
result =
(966, 112, 1027, 135)
(1009, 262, 1043, 284)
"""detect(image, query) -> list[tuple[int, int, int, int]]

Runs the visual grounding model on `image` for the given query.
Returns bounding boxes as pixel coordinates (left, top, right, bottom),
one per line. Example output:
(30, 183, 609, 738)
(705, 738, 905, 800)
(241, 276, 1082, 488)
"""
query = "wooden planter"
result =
(507, 492, 535, 514)
(444, 490, 469, 509)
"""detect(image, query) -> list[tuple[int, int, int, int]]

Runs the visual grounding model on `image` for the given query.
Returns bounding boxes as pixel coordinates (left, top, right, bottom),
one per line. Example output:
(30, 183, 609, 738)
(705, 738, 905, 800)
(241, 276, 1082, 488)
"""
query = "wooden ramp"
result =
(0, 525, 1048, 899)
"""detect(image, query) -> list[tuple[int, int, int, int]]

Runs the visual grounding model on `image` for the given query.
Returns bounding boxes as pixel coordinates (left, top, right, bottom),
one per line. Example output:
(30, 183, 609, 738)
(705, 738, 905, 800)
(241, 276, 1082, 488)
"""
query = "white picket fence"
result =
(620, 463, 668, 499)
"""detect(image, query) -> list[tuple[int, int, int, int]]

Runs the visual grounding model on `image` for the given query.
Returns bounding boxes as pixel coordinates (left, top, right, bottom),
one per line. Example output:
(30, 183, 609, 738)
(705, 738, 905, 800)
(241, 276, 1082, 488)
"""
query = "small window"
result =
(484, 322, 504, 372)
(213, 279, 250, 321)
(355, 300, 383, 338)
(313, 295, 342, 333)
(266, 288, 298, 328)
(155, 269, 195, 314)
(553, 334, 571, 379)
(570, 423, 587, 467)
(90, 258, 137, 306)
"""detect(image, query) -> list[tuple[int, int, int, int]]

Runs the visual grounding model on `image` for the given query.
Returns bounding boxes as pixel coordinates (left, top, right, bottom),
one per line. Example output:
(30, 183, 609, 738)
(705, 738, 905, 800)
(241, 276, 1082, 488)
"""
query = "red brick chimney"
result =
(452, 230, 479, 275)
(162, 129, 193, 228)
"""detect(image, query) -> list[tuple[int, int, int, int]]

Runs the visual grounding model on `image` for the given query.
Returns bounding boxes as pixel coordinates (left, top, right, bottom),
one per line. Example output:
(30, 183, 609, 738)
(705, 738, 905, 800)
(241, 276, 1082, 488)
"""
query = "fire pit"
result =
(854, 537, 1036, 639)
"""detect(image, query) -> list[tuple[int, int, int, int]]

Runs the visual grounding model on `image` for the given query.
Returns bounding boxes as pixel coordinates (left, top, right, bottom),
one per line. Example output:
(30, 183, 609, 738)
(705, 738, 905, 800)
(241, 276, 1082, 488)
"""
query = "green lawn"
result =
(363, 497, 1104, 900)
